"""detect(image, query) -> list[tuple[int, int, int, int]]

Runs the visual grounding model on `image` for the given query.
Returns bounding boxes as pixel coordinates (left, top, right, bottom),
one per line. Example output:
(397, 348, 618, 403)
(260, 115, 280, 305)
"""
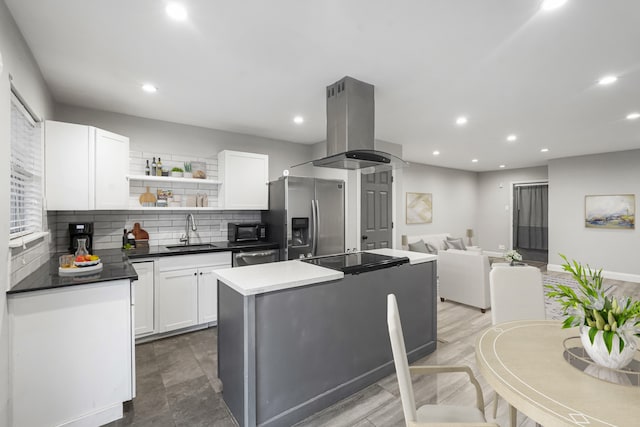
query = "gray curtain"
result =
(514, 184, 548, 250)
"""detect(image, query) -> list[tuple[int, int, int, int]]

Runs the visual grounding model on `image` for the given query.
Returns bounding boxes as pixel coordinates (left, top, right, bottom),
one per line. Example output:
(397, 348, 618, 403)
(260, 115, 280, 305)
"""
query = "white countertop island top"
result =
(217, 249, 436, 296)
(215, 260, 344, 296)
(364, 248, 437, 264)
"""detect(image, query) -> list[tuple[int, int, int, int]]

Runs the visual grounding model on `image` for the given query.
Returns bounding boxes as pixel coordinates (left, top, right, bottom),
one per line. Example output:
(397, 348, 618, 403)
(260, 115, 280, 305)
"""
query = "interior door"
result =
(513, 183, 549, 263)
(315, 179, 345, 256)
(361, 171, 393, 250)
(286, 177, 315, 259)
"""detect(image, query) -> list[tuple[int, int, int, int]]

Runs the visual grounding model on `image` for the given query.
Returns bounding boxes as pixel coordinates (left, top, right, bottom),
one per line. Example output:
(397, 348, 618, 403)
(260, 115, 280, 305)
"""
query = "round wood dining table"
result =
(476, 320, 640, 427)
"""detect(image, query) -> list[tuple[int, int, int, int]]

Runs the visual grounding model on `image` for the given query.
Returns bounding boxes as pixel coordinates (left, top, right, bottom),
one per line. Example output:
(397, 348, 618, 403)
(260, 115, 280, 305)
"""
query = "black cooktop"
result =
(301, 252, 410, 275)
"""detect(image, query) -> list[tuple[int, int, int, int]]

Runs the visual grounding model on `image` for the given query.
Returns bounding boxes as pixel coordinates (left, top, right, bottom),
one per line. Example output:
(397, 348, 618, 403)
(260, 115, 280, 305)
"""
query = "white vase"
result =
(580, 326, 637, 369)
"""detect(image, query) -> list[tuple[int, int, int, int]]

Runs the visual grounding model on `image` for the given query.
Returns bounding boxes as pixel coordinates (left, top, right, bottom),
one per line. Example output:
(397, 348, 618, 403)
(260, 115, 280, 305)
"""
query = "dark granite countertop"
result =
(8, 241, 280, 295)
(125, 240, 279, 259)
(8, 249, 138, 295)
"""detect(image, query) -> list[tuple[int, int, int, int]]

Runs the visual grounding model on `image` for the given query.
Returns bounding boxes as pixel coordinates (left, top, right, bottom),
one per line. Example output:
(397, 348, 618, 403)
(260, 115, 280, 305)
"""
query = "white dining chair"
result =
(489, 265, 546, 423)
(387, 294, 499, 427)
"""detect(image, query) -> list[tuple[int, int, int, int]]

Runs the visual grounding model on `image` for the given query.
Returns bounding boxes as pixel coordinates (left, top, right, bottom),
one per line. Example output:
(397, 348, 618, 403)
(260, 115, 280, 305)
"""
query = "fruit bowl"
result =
(74, 258, 101, 267)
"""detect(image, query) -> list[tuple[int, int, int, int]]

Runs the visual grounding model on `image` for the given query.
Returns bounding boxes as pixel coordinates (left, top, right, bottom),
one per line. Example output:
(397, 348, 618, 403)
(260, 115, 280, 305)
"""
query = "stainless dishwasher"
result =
(232, 248, 279, 267)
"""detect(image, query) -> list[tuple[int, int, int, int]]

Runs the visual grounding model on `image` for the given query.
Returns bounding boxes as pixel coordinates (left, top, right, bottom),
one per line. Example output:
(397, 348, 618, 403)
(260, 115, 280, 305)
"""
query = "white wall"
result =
(399, 163, 478, 245)
(476, 166, 548, 252)
(0, 0, 55, 423)
(548, 150, 640, 276)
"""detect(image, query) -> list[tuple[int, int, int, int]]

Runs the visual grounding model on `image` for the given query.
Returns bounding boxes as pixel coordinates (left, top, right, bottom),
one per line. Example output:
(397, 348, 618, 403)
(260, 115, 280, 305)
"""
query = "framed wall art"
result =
(406, 192, 432, 224)
(585, 194, 635, 229)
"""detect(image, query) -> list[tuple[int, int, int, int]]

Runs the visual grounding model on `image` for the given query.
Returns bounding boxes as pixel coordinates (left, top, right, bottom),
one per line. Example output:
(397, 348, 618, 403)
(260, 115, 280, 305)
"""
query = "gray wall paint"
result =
(54, 104, 314, 182)
(1, 1, 55, 423)
(399, 163, 478, 245)
(476, 166, 548, 252)
(548, 150, 640, 274)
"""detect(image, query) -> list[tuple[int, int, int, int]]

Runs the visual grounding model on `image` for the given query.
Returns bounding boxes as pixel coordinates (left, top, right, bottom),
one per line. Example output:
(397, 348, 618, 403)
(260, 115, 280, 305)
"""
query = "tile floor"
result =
(108, 269, 639, 427)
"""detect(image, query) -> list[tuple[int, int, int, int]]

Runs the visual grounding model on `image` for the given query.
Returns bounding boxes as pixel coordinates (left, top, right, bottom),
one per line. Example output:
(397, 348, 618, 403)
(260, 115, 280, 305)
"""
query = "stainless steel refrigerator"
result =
(262, 176, 345, 260)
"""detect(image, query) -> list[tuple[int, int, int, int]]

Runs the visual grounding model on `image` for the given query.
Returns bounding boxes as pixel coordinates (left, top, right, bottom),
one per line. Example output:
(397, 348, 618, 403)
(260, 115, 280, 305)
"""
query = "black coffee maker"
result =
(69, 222, 94, 254)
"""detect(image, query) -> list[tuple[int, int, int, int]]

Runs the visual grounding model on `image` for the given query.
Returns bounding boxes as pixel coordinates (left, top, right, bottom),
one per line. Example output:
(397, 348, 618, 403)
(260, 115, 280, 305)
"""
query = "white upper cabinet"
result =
(218, 150, 268, 210)
(94, 128, 130, 209)
(45, 120, 129, 210)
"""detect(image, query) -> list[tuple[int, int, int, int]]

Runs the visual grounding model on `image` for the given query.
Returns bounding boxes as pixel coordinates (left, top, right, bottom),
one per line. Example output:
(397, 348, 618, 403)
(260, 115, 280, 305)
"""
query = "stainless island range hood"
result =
(294, 76, 408, 173)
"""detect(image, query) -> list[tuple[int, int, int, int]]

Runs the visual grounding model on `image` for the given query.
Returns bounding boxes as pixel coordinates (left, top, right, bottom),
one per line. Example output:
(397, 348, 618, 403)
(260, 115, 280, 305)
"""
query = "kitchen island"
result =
(216, 249, 437, 427)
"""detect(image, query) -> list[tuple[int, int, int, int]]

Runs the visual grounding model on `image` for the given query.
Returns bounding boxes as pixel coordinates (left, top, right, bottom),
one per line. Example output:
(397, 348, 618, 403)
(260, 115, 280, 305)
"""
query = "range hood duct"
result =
(298, 76, 408, 173)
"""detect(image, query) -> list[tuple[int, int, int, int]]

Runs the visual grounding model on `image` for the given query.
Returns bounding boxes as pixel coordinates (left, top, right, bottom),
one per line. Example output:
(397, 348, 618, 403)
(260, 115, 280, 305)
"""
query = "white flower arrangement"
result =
(546, 254, 640, 354)
(504, 250, 522, 263)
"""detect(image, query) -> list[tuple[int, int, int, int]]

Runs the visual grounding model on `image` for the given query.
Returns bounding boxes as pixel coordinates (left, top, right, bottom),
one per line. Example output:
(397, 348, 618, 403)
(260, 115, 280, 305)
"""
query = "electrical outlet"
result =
(498, 244, 505, 250)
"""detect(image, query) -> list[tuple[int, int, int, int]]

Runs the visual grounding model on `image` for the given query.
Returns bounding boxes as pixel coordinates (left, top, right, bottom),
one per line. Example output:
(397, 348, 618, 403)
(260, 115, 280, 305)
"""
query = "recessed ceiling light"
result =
(626, 112, 640, 120)
(166, 3, 188, 21)
(456, 116, 468, 126)
(293, 116, 304, 124)
(432, 150, 440, 156)
(141, 84, 157, 93)
(540, 148, 549, 153)
(541, 0, 568, 11)
(499, 164, 506, 168)
(598, 75, 618, 86)
(471, 158, 479, 163)
(506, 134, 517, 142)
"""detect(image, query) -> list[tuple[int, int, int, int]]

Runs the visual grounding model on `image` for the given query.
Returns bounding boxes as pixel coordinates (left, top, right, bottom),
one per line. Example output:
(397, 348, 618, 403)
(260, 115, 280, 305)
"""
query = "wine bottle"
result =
(145, 160, 150, 176)
(157, 157, 163, 176)
(151, 157, 157, 176)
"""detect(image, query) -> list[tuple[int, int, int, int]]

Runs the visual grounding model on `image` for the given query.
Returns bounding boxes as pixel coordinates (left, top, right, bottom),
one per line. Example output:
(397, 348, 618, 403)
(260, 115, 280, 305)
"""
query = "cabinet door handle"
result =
(199, 272, 203, 275)
(194, 272, 197, 276)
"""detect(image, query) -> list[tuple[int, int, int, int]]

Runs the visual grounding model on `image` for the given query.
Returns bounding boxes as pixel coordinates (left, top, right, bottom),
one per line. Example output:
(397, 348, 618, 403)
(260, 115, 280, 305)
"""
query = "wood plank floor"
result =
(110, 270, 640, 427)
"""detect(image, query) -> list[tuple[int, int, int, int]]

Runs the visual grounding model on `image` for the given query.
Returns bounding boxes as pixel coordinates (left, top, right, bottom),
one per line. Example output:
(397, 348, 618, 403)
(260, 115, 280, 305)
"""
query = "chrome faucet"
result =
(180, 213, 197, 245)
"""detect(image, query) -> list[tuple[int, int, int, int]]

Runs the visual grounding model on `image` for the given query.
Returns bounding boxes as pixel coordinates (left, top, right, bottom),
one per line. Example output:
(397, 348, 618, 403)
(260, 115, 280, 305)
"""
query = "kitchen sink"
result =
(165, 243, 217, 251)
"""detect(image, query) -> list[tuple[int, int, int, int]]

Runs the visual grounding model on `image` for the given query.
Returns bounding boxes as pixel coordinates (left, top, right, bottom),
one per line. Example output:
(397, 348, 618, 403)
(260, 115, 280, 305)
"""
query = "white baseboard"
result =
(61, 402, 123, 427)
(546, 264, 640, 283)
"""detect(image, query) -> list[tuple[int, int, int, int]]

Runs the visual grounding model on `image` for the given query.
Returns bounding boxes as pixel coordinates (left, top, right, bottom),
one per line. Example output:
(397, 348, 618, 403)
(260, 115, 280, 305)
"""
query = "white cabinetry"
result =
(45, 120, 129, 210)
(157, 252, 231, 333)
(157, 268, 199, 332)
(132, 260, 155, 336)
(198, 258, 231, 323)
(218, 150, 269, 210)
(9, 280, 133, 426)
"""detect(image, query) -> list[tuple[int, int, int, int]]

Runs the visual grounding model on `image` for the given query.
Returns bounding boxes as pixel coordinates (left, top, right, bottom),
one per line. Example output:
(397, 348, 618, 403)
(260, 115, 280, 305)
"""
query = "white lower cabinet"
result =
(158, 268, 199, 332)
(198, 265, 219, 324)
(9, 280, 133, 427)
(157, 252, 231, 334)
(132, 260, 155, 336)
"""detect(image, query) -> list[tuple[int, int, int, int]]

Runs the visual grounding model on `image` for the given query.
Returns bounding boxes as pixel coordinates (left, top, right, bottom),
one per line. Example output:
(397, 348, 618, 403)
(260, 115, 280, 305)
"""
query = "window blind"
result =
(10, 93, 43, 239)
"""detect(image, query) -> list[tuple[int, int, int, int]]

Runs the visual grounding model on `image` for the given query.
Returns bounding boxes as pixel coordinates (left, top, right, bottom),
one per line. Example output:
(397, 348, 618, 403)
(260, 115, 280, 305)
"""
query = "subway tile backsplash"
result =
(49, 148, 261, 252)
(11, 148, 262, 287)
(50, 210, 262, 252)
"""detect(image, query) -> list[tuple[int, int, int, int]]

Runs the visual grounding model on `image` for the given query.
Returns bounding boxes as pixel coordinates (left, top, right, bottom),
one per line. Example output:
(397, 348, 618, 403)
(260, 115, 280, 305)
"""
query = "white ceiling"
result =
(6, 0, 640, 171)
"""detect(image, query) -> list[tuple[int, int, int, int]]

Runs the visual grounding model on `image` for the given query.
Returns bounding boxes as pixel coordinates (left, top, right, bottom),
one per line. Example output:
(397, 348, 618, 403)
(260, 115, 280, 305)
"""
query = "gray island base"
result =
(218, 258, 436, 427)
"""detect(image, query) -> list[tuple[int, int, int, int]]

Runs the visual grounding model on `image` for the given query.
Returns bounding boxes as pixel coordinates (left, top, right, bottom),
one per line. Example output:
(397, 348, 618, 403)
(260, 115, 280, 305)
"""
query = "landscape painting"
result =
(406, 192, 432, 224)
(585, 194, 635, 229)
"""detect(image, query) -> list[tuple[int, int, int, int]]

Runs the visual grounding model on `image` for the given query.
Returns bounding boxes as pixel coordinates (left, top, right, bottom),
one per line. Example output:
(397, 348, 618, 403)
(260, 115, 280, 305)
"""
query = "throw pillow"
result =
(425, 242, 438, 254)
(445, 237, 466, 250)
(408, 239, 429, 253)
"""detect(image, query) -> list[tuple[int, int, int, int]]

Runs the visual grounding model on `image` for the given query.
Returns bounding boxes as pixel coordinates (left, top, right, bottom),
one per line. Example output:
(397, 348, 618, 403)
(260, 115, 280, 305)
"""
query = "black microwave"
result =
(228, 223, 267, 242)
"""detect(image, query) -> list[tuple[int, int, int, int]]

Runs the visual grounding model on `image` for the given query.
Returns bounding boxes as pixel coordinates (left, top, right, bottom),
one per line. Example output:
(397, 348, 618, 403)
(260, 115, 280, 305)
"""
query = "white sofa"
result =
(406, 233, 451, 252)
(437, 249, 491, 312)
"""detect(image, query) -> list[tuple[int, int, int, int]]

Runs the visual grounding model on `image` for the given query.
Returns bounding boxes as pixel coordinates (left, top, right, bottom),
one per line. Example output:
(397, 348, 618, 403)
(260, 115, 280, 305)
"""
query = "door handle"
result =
(362, 235, 368, 240)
